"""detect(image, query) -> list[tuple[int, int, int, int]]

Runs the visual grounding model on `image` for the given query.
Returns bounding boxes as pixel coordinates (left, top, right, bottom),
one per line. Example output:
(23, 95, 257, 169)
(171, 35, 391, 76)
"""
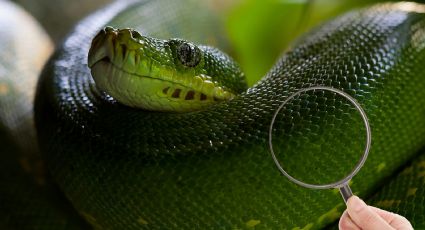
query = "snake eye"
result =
(177, 42, 201, 67)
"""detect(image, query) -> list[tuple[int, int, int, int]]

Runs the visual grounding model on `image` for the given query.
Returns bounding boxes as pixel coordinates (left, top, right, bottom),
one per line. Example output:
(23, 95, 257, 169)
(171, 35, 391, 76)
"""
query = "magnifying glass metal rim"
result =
(268, 86, 371, 194)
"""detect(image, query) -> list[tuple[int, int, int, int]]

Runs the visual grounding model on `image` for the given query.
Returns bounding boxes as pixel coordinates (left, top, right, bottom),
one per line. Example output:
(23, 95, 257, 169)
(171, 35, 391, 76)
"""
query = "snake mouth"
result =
(92, 58, 200, 92)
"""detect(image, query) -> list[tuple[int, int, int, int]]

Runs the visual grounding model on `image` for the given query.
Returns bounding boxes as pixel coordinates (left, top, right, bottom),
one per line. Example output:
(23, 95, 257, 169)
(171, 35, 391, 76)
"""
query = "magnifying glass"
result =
(268, 86, 371, 203)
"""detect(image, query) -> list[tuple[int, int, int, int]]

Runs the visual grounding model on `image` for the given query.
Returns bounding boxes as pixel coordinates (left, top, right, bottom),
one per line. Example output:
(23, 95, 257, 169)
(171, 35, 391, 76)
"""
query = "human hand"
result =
(339, 196, 413, 230)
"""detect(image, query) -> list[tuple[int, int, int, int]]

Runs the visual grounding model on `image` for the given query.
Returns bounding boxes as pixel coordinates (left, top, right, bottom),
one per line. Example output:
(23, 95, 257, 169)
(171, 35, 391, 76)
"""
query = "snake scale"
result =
(1, 0, 425, 229)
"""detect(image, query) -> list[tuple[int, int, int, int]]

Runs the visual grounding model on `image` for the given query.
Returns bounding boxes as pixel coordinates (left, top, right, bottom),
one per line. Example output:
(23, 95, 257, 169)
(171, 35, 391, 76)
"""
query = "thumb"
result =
(346, 196, 394, 230)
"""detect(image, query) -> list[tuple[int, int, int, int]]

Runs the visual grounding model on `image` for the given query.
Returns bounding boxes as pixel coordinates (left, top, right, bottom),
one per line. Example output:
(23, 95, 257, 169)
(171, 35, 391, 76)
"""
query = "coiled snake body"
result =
(2, 0, 425, 229)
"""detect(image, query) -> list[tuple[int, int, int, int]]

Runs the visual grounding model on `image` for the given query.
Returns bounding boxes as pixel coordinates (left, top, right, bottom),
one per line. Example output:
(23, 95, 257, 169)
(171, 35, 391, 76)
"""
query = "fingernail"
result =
(348, 196, 366, 212)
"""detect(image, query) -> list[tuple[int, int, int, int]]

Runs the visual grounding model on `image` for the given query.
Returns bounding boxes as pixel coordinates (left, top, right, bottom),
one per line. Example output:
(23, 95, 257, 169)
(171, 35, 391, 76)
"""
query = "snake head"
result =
(88, 26, 247, 112)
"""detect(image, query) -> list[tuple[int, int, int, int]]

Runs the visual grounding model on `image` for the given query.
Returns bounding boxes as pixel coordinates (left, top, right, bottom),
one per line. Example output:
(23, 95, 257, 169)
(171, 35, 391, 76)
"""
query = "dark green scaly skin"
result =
(34, 0, 425, 229)
(369, 152, 425, 229)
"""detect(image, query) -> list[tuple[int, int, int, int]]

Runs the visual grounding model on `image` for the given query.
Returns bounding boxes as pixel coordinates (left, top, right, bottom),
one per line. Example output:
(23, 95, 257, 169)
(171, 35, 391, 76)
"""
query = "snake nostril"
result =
(103, 26, 116, 34)
(130, 30, 143, 40)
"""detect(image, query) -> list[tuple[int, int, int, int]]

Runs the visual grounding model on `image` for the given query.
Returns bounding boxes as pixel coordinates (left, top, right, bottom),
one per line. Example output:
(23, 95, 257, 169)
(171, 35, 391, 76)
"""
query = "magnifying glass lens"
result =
(270, 88, 367, 186)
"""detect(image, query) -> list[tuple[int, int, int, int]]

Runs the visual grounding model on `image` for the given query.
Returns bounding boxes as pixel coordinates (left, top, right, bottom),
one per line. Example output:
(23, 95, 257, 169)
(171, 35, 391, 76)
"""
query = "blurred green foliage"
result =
(225, 0, 423, 85)
(226, 0, 305, 86)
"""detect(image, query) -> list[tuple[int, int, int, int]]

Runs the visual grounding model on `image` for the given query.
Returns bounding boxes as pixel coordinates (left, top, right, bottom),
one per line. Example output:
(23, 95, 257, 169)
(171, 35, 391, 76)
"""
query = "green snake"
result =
(1, 0, 425, 229)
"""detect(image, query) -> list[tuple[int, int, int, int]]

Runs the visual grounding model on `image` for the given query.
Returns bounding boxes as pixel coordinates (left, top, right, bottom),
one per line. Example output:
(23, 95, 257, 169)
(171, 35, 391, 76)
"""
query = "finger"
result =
(339, 210, 361, 230)
(369, 207, 413, 230)
(347, 196, 395, 230)
(369, 206, 397, 222)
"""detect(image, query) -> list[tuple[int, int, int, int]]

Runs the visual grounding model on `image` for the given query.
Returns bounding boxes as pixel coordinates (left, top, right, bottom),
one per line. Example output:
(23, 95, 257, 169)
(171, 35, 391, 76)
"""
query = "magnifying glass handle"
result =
(339, 184, 353, 204)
